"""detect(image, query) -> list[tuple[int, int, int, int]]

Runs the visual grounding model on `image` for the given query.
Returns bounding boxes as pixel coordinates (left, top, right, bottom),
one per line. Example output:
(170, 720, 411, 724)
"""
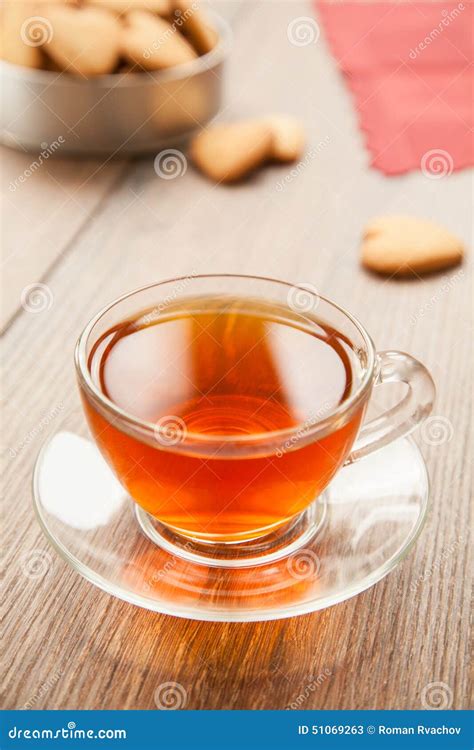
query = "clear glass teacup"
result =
(76, 274, 435, 555)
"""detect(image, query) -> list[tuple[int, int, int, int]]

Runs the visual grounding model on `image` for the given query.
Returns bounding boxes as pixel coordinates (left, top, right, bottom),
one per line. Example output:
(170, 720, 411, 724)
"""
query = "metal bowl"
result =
(0, 13, 231, 155)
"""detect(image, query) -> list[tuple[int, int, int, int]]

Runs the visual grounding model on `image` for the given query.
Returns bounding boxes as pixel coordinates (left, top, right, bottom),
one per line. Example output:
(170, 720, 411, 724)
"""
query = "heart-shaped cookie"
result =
(174, 0, 218, 55)
(0, 3, 44, 68)
(86, 0, 171, 15)
(45, 6, 121, 76)
(266, 115, 306, 162)
(121, 10, 197, 70)
(361, 215, 464, 276)
(189, 121, 273, 183)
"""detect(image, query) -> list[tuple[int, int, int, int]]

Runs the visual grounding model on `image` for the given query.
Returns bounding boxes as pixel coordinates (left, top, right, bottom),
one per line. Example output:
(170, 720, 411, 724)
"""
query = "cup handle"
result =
(345, 350, 436, 464)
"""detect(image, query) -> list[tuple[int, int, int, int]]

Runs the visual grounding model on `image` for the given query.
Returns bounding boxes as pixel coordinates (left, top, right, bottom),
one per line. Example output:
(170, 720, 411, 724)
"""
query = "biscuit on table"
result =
(361, 215, 464, 276)
(189, 121, 274, 183)
(264, 115, 306, 162)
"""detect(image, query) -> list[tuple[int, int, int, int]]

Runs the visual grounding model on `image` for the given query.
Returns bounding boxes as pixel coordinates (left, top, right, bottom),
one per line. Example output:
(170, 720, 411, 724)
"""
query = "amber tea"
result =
(82, 296, 365, 542)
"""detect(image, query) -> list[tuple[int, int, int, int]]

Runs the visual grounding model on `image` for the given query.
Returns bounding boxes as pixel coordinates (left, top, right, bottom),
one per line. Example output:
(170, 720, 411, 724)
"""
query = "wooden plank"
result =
(1, 0, 471, 712)
(0, 146, 129, 330)
(0, 0, 244, 332)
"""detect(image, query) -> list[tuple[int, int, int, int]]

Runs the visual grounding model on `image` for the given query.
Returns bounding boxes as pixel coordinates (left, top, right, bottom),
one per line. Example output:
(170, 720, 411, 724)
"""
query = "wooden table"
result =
(1, 1, 471, 711)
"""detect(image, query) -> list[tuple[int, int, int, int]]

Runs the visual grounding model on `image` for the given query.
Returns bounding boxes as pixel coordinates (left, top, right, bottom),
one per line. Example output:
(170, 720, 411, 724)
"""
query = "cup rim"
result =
(75, 274, 377, 448)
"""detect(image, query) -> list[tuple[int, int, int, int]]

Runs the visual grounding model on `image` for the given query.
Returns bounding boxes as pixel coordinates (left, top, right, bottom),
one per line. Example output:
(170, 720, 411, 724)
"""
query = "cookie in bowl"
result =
(0, 2, 230, 154)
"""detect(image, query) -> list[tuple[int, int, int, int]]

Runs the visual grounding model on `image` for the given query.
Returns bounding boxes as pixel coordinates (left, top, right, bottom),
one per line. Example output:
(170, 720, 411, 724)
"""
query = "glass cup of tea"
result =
(75, 274, 435, 561)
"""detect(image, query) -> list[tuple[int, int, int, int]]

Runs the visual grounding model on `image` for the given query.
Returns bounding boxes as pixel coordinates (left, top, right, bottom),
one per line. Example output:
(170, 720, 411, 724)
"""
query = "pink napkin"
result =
(315, 2, 473, 175)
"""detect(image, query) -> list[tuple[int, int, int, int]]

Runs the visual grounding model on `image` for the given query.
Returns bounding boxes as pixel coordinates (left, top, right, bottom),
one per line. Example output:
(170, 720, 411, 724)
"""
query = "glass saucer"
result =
(33, 431, 429, 622)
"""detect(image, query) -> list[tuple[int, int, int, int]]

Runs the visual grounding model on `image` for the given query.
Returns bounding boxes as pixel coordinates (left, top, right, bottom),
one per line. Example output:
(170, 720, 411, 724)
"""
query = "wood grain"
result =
(0, 148, 129, 331)
(1, 0, 471, 712)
